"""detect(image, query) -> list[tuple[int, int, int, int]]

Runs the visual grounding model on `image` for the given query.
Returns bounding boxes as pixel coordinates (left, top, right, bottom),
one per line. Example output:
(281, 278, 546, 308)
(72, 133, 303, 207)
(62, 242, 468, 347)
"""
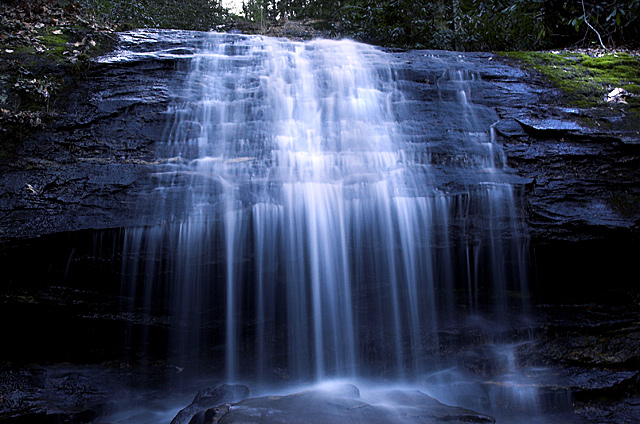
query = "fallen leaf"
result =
(607, 87, 629, 103)
(26, 183, 39, 195)
(52, 29, 62, 35)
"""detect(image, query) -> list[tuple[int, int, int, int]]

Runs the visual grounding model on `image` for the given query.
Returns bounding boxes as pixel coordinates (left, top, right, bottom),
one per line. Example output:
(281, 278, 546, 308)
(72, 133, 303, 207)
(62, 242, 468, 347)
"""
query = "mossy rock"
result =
(500, 51, 640, 109)
(0, 22, 117, 158)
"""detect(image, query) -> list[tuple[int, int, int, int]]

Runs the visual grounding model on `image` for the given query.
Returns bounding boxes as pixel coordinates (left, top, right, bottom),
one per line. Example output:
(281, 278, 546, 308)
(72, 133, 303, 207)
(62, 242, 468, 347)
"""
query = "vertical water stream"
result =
(122, 32, 528, 384)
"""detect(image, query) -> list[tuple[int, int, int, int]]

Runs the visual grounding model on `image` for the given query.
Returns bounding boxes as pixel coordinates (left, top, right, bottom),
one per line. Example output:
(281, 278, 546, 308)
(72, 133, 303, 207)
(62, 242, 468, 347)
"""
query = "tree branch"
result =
(581, 0, 607, 49)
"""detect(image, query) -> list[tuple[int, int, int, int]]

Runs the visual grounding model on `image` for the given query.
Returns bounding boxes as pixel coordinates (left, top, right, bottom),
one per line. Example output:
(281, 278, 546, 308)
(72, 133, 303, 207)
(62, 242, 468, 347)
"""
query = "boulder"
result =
(170, 384, 250, 424)
(184, 384, 495, 424)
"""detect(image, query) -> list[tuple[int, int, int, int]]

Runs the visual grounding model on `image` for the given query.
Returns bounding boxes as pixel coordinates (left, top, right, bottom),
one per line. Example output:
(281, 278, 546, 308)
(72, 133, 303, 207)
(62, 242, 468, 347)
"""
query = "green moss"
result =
(581, 53, 639, 70)
(37, 31, 70, 60)
(500, 51, 640, 108)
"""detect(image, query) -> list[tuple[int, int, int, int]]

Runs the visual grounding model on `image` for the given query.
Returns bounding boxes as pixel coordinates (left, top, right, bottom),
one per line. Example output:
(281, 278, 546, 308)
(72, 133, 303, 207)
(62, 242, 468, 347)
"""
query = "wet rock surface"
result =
(0, 30, 191, 241)
(531, 305, 640, 367)
(0, 366, 117, 424)
(173, 384, 495, 424)
(513, 304, 640, 423)
(1, 34, 638, 244)
(171, 384, 250, 424)
(399, 50, 640, 244)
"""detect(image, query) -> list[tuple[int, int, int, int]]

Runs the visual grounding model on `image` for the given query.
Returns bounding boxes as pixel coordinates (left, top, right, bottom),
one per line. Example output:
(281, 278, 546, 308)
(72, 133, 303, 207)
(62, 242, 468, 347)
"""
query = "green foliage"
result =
(232, 0, 639, 50)
(77, 0, 230, 31)
(7, 0, 639, 49)
(307, 0, 550, 50)
(460, 0, 550, 50)
(561, 0, 640, 47)
(242, 0, 271, 26)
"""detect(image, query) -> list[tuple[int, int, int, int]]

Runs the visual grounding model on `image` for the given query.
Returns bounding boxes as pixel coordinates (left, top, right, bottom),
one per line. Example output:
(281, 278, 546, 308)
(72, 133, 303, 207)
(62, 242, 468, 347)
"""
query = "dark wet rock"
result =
(197, 385, 494, 424)
(540, 329, 640, 367)
(573, 394, 640, 424)
(498, 104, 640, 246)
(515, 117, 587, 135)
(0, 367, 46, 419)
(519, 304, 640, 368)
(456, 345, 512, 378)
(553, 367, 638, 394)
(526, 367, 640, 423)
(1, 36, 638, 249)
(492, 118, 528, 138)
(0, 32, 187, 243)
(171, 384, 250, 424)
(394, 49, 640, 249)
(510, 304, 640, 422)
(44, 373, 107, 417)
(0, 367, 105, 424)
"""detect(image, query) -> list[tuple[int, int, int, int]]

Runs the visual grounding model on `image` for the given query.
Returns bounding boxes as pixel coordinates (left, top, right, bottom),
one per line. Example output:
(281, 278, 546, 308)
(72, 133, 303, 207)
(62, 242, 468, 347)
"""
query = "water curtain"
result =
(123, 33, 528, 383)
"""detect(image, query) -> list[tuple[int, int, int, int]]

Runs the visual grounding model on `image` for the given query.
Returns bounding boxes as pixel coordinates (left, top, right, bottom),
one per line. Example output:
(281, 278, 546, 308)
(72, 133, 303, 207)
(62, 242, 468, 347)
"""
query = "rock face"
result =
(394, 49, 640, 243)
(0, 30, 639, 424)
(0, 30, 197, 241)
(1, 33, 638, 244)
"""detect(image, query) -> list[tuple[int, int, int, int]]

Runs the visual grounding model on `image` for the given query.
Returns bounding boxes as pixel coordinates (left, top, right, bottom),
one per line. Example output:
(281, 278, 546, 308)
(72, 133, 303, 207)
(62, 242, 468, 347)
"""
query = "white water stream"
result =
(121, 32, 529, 389)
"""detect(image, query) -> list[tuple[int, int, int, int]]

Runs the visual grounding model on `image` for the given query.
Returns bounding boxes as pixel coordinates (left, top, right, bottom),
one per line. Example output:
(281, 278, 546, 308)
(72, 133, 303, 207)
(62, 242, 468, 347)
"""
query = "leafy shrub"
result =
(77, 0, 230, 31)
(37, 0, 640, 49)
(238, 0, 639, 50)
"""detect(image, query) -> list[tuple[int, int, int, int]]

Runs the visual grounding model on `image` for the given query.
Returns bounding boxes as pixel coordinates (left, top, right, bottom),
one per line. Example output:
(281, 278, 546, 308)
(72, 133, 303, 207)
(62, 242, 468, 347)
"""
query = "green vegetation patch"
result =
(37, 30, 70, 58)
(79, 0, 232, 31)
(500, 51, 640, 108)
(0, 0, 123, 147)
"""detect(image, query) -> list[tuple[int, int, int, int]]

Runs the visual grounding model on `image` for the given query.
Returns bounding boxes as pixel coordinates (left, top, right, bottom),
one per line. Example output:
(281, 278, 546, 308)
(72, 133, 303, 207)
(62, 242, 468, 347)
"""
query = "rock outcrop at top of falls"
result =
(0, 31, 638, 246)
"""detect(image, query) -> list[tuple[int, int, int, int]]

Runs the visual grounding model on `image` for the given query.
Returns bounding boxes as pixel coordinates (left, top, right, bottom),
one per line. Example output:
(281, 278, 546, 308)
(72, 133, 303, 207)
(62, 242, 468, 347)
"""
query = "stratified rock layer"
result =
(2, 34, 638, 244)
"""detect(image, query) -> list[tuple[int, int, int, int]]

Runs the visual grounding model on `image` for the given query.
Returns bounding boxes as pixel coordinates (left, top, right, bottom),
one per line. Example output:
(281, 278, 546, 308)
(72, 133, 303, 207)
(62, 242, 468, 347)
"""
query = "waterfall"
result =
(122, 32, 528, 384)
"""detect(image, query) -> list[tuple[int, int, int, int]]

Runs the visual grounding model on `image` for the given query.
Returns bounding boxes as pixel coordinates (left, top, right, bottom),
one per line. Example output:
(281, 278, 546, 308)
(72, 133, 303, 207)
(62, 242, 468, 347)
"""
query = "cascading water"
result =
(121, 31, 529, 385)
